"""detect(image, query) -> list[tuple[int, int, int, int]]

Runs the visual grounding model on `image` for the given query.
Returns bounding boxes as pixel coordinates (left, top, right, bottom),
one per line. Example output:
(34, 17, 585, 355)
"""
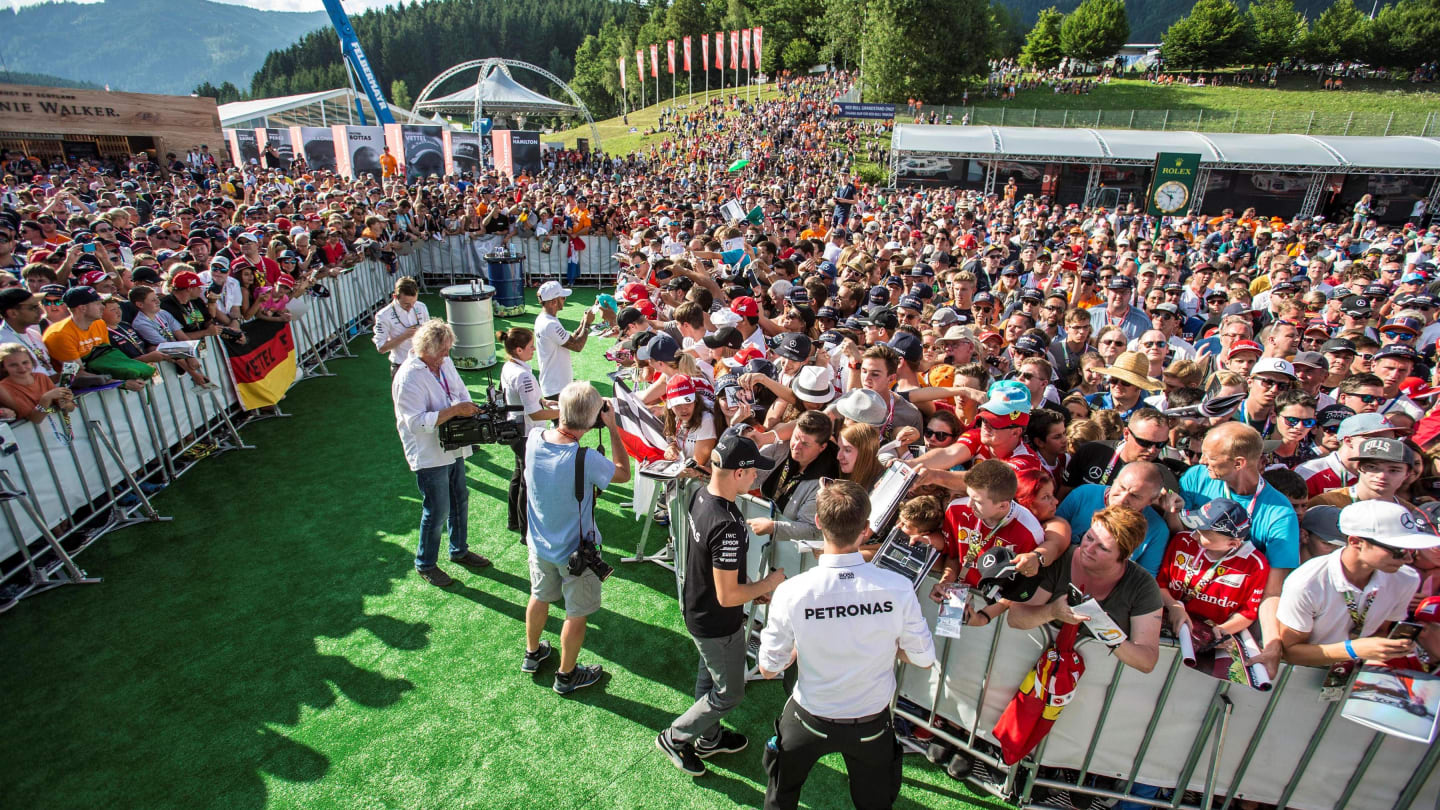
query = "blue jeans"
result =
(565, 260, 580, 285)
(415, 458, 469, 570)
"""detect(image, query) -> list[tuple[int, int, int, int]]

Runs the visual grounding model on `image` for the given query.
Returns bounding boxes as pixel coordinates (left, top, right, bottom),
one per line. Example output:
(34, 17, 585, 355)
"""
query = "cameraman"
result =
(523, 381, 630, 694)
(393, 319, 493, 588)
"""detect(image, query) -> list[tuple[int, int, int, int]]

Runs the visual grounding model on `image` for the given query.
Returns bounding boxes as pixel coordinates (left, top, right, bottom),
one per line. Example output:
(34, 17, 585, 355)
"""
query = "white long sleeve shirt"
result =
(392, 354, 472, 472)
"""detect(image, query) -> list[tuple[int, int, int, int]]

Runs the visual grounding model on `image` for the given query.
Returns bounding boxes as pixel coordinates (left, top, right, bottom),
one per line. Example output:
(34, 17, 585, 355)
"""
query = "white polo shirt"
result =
(372, 300, 430, 366)
(1275, 549, 1417, 645)
(391, 354, 473, 472)
(759, 552, 935, 719)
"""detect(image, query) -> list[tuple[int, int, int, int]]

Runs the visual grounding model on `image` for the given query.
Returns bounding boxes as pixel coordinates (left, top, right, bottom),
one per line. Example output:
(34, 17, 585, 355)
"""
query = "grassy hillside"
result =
(553, 84, 782, 155)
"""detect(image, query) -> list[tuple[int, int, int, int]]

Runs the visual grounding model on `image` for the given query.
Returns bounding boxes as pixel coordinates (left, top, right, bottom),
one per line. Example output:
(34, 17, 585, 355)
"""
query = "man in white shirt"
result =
(534, 280, 594, 398)
(758, 479, 935, 810)
(1274, 501, 1437, 669)
(392, 319, 491, 587)
(199, 256, 245, 331)
(373, 276, 429, 376)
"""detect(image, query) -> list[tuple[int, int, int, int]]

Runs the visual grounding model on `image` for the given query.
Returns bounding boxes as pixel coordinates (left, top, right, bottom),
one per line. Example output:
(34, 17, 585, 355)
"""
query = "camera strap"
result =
(574, 442, 594, 543)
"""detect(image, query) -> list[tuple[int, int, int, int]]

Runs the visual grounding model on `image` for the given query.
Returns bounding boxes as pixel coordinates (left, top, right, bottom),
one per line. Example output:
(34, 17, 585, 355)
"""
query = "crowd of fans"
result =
(4, 66, 1439, 800)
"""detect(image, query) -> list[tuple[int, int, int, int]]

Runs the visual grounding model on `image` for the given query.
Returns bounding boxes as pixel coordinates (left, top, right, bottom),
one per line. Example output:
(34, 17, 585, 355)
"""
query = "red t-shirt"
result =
(234, 255, 282, 285)
(956, 428, 1044, 475)
(1155, 531, 1269, 625)
(1295, 453, 1354, 497)
(942, 499, 1044, 587)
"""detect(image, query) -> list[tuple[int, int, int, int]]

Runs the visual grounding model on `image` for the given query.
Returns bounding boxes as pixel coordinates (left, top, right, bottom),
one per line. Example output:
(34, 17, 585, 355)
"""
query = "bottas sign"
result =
(1145, 152, 1203, 217)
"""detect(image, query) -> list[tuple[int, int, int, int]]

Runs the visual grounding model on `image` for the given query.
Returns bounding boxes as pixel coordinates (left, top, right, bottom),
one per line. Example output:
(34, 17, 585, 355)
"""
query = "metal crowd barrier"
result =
(660, 478, 1440, 810)
(0, 260, 399, 611)
(404, 233, 621, 291)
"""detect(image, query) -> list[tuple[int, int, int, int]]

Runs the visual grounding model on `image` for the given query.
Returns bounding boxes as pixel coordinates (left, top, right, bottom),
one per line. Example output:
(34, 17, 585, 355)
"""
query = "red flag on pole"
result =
(730, 30, 739, 70)
(611, 378, 668, 463)
(683, 36, 692, 72)
(741, 28, 751, 69)
(701, 33, 709, 71)
(992, 623, 1087, 765)
(650, 44, 659, 78)
(754, 28, 763, 72)
(619, 55, 627, 89)
(635, 49, 644, 85)
(715, 32, 724, 69)
(667, 40, 676, 74)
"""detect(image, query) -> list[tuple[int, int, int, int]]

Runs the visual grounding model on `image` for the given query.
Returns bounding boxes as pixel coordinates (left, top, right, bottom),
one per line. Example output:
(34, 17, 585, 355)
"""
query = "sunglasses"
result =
(1100, 339, 1127, 346)
(1381, 331, 1414, 340)
(1348, 393, 1385, 404)
(1109, 379, 1136, 389)
(1255, 377, 1291, 390)
(1130, 435, 1167, 449)
(1283, 416, 1318, 428)
(924, 428, 955, 442)
(1141, 340, 1166, 348)
(1365, 538, 1415, 560)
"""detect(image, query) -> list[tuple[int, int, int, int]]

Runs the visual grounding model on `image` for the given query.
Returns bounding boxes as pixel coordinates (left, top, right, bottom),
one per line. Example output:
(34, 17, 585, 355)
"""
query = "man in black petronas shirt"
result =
(658, 428, 787, 776)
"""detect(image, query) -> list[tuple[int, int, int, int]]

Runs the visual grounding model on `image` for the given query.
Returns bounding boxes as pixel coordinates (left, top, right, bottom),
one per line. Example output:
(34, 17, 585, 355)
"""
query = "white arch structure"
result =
(412, 58, 602, 148)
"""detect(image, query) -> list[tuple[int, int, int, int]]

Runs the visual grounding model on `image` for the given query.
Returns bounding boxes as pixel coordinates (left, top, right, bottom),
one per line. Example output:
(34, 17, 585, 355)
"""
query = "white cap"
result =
(710, 309, 742, 328)
(1338, 501, 1440, 549)
(1251, 357, 1297, 379)
(538, 281, 572, 302)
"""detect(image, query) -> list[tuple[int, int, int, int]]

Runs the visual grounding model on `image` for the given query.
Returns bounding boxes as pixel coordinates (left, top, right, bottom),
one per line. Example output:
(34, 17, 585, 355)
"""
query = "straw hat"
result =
(1102, 351, 1162, 392)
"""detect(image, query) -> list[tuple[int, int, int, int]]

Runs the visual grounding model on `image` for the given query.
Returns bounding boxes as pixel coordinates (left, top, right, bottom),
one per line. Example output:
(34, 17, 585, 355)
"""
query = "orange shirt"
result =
(379, 152, 398, 177)
(42, 316, 109, 363)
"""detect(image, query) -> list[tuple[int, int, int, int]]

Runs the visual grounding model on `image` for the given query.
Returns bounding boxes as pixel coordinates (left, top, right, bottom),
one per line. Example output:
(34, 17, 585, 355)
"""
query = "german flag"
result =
(225, 320, 300, 410)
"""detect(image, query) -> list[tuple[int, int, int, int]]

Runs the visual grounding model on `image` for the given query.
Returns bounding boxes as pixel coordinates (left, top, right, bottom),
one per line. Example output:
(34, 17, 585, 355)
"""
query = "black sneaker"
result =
(656, 730, 706, 775)
(553, 663, 604, 695)
(694, 729, 748, 759)
(521, 640, 552, 674)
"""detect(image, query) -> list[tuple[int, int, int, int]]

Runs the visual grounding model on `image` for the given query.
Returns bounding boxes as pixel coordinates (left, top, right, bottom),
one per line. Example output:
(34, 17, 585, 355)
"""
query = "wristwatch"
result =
(1034, 549, 1047, 567)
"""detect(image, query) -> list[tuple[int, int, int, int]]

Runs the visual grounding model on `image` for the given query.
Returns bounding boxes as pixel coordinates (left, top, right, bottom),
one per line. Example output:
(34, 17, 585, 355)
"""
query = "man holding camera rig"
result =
(392, 319, 493, 587)
(523, 380, 630, 694)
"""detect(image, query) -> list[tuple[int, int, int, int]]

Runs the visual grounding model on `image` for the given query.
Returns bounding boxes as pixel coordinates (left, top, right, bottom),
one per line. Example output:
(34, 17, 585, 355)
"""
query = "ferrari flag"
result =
(225, 319, 300, 410)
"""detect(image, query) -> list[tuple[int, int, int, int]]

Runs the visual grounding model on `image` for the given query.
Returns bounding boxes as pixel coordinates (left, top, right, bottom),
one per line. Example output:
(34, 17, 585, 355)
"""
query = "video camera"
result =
(437, 382, 524, 450)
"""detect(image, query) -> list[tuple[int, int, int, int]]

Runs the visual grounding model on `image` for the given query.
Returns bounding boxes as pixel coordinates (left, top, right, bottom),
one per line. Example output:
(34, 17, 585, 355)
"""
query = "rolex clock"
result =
(1153, 180, 1189, 214)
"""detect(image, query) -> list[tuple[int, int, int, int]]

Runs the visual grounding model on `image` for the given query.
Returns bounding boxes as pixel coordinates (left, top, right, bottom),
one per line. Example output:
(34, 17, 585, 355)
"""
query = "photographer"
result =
(392, 319, 492, 588)
(522, 381, 630, 695)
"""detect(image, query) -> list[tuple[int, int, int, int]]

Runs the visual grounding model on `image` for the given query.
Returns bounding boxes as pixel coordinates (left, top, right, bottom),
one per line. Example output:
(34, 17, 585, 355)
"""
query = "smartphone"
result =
(908, 443, 925, 458)
(724, 387, 740, 410)
(1390, 621, 1422, 641)
(82, 243, 96, 253)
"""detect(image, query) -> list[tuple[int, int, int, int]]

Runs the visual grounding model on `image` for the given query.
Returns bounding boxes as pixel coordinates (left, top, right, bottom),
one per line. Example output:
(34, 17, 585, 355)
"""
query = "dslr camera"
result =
(437, 383, 524, 450)
(568, 536, 614, 582)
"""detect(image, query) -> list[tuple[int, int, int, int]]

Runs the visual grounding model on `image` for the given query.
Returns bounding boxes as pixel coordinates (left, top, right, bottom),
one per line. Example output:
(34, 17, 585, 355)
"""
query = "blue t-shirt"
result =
(1179, 465, 1299, 569)
(524, 428, 616, 565)
(1056, 484, 1171, 575)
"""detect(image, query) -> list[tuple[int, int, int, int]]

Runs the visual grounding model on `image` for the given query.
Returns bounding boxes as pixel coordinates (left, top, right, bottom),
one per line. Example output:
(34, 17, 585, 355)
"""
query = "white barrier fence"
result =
(0, 260, 397, 604)
(660, 477, 1440, 810)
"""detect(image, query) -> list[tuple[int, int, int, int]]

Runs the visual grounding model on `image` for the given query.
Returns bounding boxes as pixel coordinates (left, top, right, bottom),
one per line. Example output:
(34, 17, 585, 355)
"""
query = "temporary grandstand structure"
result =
(413, 58, 601, 147)
(889, 124, 1440, 222)
(219, 88, 419, 130)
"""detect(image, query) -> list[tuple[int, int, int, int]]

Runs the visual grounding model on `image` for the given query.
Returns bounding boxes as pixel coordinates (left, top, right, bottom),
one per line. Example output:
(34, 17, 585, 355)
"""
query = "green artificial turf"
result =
(0, 288, 1010, 810)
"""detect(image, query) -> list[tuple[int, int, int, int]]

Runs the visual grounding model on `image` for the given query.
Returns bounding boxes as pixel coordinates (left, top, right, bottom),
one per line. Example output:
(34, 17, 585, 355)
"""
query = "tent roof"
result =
(219, 89, 347, 128)
(891, 124, 1440, 173)
(419, 69, 576, 114)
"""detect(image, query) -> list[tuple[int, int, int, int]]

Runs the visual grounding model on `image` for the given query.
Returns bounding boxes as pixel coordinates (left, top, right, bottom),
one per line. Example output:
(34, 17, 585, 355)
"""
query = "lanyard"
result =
(1224, 478, 1267, 523)
(1237, 399, 1273, 437)
(1342, 588, 1378, 640)
(962, 503, 1015, 568)
(432, 366, 454, 404)
(1101, 442, 1126, 485)
(1179, 543, 1242, 602)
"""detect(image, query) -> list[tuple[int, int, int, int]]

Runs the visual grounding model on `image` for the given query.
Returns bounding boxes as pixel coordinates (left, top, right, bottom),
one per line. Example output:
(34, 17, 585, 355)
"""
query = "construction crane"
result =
(321, 0, 395, 125)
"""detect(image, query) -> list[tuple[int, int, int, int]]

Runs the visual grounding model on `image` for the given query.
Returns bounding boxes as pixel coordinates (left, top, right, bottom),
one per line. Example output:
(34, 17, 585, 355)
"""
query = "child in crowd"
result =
(1156, 498, 1270, 677)
(897, 494, 946, 555)
(932, 460, 1044, 616)
(254, 273, 295, 322)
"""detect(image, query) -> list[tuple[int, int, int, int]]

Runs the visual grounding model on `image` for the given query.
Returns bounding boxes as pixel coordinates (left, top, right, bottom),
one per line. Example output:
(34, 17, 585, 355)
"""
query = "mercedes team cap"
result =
(1338, 501, 1440, 549)
(1180, 497, 1252, 538)
(616, 306, 646, 330)
(1291, 351, 1326, 369)
(772, 331, 813, 362)
(537, 281, 572, 302)
(1321, 337, 1357, 355)
(1251, 357, 1297, 379)
(713, 427, 777, 471)
(888, 332, 923, 365)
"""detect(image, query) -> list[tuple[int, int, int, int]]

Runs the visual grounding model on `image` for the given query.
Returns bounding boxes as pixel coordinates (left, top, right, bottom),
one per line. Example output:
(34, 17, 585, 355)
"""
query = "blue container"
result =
(486, 254, 526, 310)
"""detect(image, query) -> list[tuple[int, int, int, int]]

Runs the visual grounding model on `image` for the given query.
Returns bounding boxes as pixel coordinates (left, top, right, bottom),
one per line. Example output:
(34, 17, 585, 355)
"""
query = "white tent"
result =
(417, 69, 576, 116)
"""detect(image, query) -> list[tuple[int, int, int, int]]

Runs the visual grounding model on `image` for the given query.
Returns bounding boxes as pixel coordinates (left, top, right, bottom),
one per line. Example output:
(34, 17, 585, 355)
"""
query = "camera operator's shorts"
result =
(529, 554, 602, 618)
